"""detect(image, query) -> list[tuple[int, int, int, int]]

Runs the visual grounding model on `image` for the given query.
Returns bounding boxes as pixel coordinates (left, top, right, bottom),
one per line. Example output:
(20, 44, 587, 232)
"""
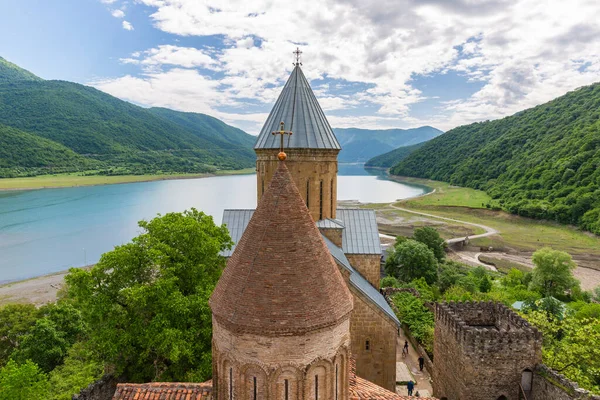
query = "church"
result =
(112, 61, 430, 399)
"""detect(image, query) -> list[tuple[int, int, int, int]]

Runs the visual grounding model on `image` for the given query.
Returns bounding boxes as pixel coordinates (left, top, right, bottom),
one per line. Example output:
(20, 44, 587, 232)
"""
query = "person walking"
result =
(418, 355, 425, 371)
(403, 340, 409, 355)
(407, 380, 415, 396)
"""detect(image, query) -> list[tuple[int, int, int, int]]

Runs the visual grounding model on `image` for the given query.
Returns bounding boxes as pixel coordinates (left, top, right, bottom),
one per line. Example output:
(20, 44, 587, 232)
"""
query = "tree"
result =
(65, 209, 232, 382)
(413, 226, 446, 262)
(385, 239, 438, 284)
(479, 275, 492, 293)
(48, 343, 103, 400)
(0, 304, 40, 366)
(525, 311, 600, 393)
(11, 318, 69, 373)
(529, 248, 579, 297)
(0, 360, 49, 400)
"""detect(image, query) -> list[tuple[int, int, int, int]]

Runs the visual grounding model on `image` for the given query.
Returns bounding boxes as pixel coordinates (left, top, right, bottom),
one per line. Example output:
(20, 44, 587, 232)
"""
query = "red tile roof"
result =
(112, 381, 212, 400)
(210, 161, 353, 336)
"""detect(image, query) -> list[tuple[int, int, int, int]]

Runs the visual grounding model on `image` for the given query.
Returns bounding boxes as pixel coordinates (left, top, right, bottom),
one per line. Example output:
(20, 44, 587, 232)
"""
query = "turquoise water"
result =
(0, 165, 428, 282)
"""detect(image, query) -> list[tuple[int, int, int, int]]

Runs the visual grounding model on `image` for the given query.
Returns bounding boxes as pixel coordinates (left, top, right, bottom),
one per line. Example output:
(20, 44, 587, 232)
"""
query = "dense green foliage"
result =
(0, 209, 232, 397)
(391, 83, 600, 234)
(65, 209, 232, 382)
(0, 59, 256, 177)
(0, 124, 94, 177)
(413, 226, 446, 262)
(385, 239, 438, 284)
(333, 126, 442, 162)
(0, 57, 42, 84)
(364, 142, 426, 168)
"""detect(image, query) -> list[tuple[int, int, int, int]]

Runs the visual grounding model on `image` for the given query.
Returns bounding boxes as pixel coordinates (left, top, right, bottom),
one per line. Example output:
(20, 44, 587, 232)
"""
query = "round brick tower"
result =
(210, 161, 353, 400)
(254, 64, 341, 221)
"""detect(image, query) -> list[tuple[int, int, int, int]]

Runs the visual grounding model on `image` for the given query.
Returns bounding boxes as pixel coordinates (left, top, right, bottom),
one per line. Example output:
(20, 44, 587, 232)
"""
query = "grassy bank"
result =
(0, 168, 256, 190)
(390, 177, 600, 264)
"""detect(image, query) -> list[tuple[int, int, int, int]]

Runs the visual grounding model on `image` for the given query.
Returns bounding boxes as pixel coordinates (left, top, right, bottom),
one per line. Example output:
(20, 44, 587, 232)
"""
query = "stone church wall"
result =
(348, 285, 397, 392)
(346, 254, 380, 288)
(433, 301, 542, 400)
(256, 149, 339, 221)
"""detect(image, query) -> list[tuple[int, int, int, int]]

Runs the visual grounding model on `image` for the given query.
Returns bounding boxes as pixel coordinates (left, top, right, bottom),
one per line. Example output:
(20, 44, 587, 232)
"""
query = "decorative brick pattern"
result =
(433, 301, 542, 400)
(210, 161, 353, 336)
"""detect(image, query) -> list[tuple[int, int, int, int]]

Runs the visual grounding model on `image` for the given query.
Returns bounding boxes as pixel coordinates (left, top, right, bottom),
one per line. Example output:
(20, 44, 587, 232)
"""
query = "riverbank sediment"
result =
(0, 168, 256, 191)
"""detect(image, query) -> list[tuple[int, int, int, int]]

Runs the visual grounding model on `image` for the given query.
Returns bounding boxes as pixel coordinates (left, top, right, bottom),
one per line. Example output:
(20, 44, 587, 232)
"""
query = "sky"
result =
(1, 0, 599, 135)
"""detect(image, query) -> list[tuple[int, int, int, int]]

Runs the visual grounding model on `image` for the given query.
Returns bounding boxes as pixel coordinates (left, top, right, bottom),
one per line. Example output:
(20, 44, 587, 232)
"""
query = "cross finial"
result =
(293, 47, 302, 66)
(271, 121, 293, 160)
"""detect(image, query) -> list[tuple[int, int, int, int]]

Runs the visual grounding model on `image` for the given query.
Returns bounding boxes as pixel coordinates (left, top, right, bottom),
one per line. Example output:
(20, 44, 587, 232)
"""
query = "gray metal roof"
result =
(254, 65, 341, 150)
(316, 218, 345, 229)
(221, 209, 254, 257)
(336, 209, 382, 255)
(322, 235, 400, 326)
(221, 209, 398, 326)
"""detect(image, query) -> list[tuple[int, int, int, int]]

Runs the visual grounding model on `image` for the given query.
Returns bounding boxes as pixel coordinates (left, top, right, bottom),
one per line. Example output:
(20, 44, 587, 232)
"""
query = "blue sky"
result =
(1, 0, 599, 135)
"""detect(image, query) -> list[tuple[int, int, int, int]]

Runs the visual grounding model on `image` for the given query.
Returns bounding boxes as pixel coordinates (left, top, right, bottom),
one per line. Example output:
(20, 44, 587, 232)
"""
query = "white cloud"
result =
(93, 0, 600, 133)
(111, 9, 125, 18)
(122, 20, 134, 31)
(100, 0, 117, 3)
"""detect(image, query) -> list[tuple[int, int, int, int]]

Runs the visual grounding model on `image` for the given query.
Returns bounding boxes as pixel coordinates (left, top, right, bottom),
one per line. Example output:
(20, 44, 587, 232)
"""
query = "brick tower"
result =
(433, 301, 542, 400)
(254, 63, 340, 221)
(209, 160, 354, 400)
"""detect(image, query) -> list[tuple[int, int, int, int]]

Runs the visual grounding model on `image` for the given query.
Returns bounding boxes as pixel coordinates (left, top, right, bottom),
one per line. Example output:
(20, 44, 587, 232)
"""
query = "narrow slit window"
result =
(330, 179, 334, 216)
(365, 340, 370, 351)
(319, 180, 323, 220)
(315, 375, 319, 400)
(261, 178, 265, 195)
(253, 376, 257, 400)
(306, 179, 310, 208)
(335, 364, 338, 400)
(229, 368, 233, 400)
(285, 379, 289, 400)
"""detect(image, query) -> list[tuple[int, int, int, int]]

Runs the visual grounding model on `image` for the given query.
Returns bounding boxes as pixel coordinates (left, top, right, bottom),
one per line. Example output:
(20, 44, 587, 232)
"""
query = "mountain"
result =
(364, 142, 427, 168)
(391, 82, 600, 235)
(333, 126, 443, 162)
(0, 57, 256, 177)
(0, 56, 43, 83)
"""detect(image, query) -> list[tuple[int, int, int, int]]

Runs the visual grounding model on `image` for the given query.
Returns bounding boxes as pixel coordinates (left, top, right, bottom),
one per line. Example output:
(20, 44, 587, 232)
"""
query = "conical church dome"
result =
(254, 65, 341, 150)
(210, 161, 352, 335)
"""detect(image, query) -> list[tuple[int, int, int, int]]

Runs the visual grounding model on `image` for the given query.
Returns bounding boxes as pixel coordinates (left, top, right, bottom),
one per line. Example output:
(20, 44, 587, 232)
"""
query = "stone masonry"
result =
(256, 148, 339, 221)
(345, 254, 381, 289)
(433, 301, 542, 400)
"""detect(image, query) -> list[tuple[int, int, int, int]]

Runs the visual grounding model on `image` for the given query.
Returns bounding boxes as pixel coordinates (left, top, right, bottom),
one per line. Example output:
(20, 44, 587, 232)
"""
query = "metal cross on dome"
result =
(272, 121, 293, 158)
(293, 47, 302, 66)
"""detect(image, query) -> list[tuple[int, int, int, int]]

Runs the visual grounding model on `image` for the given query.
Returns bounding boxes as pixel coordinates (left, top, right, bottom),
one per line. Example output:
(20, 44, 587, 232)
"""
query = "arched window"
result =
(497, 396, 508, 400)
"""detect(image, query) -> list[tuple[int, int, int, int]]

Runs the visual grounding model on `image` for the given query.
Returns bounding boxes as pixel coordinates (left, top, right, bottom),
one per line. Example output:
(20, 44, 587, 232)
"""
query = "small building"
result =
(433, 301, 542, 400)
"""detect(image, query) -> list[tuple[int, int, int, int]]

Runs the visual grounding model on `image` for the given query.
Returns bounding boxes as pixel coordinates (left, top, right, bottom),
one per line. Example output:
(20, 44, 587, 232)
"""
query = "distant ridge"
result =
(365, 142, 427, 168)
(0, 56, 256, 177)
(391, 82, 600, 235)
(333, 126, 443, 163)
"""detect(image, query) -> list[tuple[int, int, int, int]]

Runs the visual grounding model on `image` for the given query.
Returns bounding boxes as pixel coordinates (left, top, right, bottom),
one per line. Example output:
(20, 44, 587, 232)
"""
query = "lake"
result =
(0, 165, 429, 282)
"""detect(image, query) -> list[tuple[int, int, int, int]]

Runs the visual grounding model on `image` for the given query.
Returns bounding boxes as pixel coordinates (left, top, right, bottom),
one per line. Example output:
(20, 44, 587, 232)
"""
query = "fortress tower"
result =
(433, 301, 542, 400)
(254, 64, 340, 222)
(210, 161, 354, 400)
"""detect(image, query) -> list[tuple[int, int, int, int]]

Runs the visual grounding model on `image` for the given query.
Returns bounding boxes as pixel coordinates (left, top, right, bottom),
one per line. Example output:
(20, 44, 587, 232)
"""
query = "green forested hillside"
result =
(391, 83, 600, 234)
(365, 142, 426, 168)
(0, 124, 95, 177)
(0, 58, 256, 177)
(0, 57, 42, 83)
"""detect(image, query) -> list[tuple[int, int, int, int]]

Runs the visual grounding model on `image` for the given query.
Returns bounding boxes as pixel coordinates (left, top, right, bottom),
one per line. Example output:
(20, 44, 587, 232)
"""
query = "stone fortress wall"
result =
(433, 301, 542, 400)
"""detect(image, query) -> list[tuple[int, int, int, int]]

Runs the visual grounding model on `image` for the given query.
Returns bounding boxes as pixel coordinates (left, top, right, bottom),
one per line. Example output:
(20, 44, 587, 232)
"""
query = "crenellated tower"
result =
(210, 160, 354, 400)
(433, 301, 542, 400)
